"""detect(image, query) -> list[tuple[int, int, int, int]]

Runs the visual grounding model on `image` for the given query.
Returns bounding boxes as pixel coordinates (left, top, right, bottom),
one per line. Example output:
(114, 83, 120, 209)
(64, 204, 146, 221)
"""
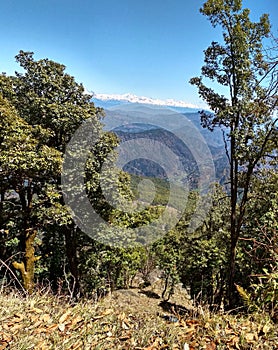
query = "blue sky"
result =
(1, 0, 277, 106)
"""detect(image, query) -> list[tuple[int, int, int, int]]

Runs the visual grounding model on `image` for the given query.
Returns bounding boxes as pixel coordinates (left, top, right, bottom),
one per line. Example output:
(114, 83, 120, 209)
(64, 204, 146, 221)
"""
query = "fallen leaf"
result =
(27, 320, 42, 330)
(59, 310, 71, 324)
(69, 316, 83, 329)
(30, 314, 39, 322)
(122, 321, 130, 330)
(12, 313, 24, 323)
(184, 326, 196, 334)
(58, 323, 66, 332)
(225, 327, 237, 335)
(179, 319, 187, 328)
(143, 345, 156, 350)
(245, 333, 256, 342)
(190, 341, 199, 349)
(262, 324, 270, 334)
(0, 342, 9, 350)
(119, 335, 130, 341)
(118, 312, 126, 321)
(70, 340, 83, 349)
(228, 336, 240, 350)
(92, 309, 113, 321)
(9, 324, 23, 334)
(41, 314, 51, 323)
(34, 327, 47, 334)
(186, 319, 199, 326)
(45, 324, 59, 333)
(36, 340, 49, 350)
(31, 307, 44, 314)
(206, 342, 216, 350)
(0, 332, 12, 343)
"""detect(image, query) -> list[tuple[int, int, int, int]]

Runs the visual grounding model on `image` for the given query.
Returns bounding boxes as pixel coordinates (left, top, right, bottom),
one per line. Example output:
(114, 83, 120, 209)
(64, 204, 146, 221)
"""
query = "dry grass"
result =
(0, 287, 277, 349)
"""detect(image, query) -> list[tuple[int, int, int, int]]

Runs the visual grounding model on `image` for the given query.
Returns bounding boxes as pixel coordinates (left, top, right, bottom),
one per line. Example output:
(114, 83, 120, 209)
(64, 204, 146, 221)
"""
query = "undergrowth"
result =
(0, 288, 277, 349)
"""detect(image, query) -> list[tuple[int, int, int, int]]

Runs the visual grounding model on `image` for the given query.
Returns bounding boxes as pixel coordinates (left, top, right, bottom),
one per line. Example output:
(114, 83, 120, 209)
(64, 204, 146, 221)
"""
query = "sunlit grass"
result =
(0, 288, 277, 349)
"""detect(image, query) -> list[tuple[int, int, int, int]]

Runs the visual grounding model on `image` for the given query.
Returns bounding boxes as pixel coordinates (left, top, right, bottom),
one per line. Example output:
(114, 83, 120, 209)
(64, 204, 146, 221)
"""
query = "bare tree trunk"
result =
(63, 225, 80, 296)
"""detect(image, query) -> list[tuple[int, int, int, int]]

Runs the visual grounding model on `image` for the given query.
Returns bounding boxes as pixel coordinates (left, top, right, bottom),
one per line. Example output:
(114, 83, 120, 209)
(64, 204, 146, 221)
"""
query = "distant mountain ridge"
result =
(92, 94, 228, 183)
(115, 127, 199, 187)
(92, 92, 202, 113)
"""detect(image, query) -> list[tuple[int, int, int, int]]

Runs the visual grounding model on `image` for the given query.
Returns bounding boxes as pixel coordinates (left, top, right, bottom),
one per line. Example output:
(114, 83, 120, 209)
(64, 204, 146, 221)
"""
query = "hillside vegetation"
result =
(1, 288, 278, 349)
(0, 0, 278, 349)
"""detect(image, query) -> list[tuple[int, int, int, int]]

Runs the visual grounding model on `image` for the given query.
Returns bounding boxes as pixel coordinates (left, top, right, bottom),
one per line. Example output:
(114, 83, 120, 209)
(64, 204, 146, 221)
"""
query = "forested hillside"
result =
(0, 0, 277, 349)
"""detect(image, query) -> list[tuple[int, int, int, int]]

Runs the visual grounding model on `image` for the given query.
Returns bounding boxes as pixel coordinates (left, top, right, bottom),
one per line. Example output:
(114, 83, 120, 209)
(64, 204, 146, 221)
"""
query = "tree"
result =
(0, 51, 104, 294)
(179, 184, 230, 306)
(235, 163, 278, 319)
(240, 156, 278, 278)
(0, 94, 61, 293)
(0, 52, 145, 295)
(13, 51, 103, 152)
(190, 0, 278, 306)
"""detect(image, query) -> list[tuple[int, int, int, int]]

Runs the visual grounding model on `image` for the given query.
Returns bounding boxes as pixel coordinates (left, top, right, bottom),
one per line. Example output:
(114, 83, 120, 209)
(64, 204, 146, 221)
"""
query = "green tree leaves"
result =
(13, 51, 103, 152)
(190, 0, 277, 307)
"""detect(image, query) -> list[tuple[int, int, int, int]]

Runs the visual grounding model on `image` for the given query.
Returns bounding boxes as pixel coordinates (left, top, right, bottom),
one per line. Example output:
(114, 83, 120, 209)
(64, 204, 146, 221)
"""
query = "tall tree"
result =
(13, 51, 103, 152)
(1, 52, 137, 295)
(0, 52, 104, 293)
(190, 0, 278, 306)
(0, 94, 61, 293)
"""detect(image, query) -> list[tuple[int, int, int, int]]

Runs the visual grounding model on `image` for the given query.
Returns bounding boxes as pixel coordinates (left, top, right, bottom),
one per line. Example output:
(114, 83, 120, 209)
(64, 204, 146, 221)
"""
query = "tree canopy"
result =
(190, 0, 277, 307)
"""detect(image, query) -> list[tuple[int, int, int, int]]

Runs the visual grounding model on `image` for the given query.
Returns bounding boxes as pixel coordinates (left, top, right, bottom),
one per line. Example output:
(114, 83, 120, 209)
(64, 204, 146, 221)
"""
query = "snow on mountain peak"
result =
(93, 92, 200, 109)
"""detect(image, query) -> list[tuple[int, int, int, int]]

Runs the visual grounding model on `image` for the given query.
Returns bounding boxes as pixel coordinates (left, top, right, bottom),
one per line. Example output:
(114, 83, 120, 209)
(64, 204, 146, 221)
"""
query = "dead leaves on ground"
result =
(0, 300, 277, 349)
(136, 316, 275, 350)
(0, 307, 85, 349)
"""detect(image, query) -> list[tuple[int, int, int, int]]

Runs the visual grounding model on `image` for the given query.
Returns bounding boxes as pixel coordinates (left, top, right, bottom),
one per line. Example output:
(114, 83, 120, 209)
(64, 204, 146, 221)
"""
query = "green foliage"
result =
(0, 51, 161, 294)
(0, 94, 61, 178)
(0, 52, 103, 293)
(236, 265, 278, 321)
(178, 185, 230, 305)
(79, 239, 148, 296)
(130, 174, 187, 210)
(235, 164, 278, 318)
(235, 284, 252, 308)
(251, 268, 278, 320)
(1, 43, 277, 314)
(151, 185, 230, 304)
(13, 51, 103, 151)
(0, 92, 62, 292)
(190, 0, 277, 306)
(152, 230, 182, 300)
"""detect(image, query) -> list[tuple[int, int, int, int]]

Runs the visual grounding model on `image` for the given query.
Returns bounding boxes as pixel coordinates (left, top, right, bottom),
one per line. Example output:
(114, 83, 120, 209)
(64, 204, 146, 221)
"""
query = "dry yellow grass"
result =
(0, 288, 277, 349)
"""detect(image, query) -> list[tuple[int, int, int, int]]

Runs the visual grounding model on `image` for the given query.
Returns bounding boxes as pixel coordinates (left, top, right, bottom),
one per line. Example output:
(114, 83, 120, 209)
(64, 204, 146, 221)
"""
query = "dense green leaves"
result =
(0, 52, 163, 295)
(190, 0, 277, 307)
(13, 51, 103, 151)
(0, 95, 61, 177)
(0, 52, 105, 293)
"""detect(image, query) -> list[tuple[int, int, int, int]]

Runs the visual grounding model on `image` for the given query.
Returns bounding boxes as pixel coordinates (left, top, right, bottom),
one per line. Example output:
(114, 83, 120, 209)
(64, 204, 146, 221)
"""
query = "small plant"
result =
(251, 268, 278, 319)
(236, 266, 278, 320)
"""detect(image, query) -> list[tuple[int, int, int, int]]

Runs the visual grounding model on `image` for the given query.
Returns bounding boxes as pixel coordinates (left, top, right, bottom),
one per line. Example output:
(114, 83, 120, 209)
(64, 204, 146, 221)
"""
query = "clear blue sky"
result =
(1, 0, 277, 106)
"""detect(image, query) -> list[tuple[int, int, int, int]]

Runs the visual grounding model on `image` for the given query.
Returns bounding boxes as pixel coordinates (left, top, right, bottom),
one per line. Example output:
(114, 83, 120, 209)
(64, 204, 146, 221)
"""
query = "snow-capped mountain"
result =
(93, 92, 201, 110)
(91, 92, 227, 181)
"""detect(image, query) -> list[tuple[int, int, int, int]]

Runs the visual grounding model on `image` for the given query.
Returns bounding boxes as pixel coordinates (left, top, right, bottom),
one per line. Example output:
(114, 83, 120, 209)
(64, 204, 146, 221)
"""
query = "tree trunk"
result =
(13, 229, 40, 294)
(228, 127, 239, 308)
(63, 226, 80, 296)
(228, 235, 237, 308)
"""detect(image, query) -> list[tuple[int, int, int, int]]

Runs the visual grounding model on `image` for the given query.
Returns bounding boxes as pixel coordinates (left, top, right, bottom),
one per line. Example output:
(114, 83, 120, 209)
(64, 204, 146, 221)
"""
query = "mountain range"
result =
(92, 93, 228, 184)
(92, 92, 203, 113)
